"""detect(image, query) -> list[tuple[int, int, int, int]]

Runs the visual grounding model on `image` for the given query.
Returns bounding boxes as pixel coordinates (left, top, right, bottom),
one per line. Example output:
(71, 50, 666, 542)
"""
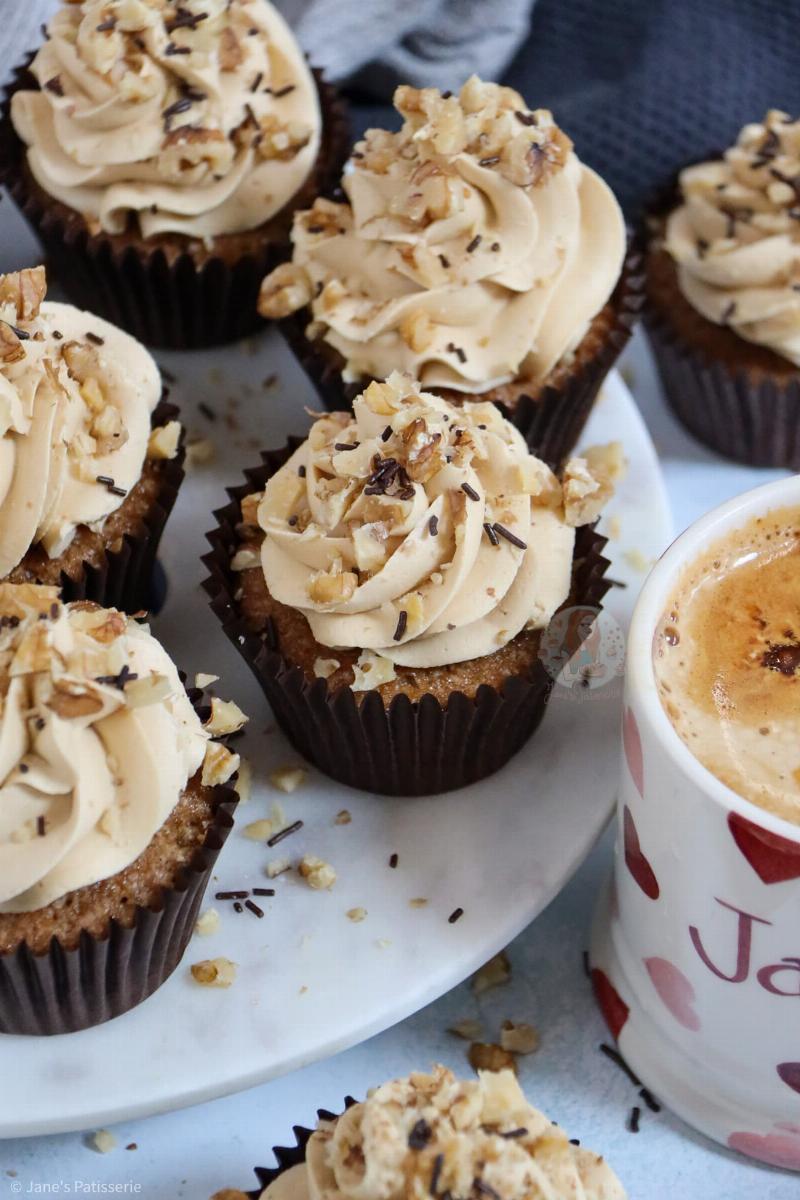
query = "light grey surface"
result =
(0, 196, 795, 1199)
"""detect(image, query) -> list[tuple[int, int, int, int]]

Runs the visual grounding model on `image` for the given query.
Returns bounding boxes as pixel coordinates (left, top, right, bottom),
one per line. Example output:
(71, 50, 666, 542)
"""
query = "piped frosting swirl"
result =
(0, 584, 243, 913)
(254, 373, 621, 674)
(258, 1066, 626, 1200)
(665, 110, 800, 364)
(259, 76, 625, 393)
(0, 266, 165, 577)
(10, 0, 322, 239)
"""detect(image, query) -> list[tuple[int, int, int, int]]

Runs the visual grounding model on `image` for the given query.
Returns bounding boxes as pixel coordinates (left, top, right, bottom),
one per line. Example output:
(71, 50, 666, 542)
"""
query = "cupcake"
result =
(0, 583, 242, 1035)
(205, 373, 617, 796)
(645, 110, 800, 468)
(2, 0, 348, 350)
(228, 1066, 626, 1200)
(0, 265, 183, 613)
(258, 76, 640, 467)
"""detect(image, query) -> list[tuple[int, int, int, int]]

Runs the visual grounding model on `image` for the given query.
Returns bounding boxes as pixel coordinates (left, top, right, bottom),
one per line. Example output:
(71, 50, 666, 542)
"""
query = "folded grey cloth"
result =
(0, 1, 535, 94)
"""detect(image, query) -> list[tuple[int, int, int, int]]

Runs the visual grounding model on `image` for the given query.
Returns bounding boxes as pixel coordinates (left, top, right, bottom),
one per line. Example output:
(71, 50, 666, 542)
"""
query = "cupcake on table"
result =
(645, 110, 800, 468)
(2, 0, 348, 348)
(216, 1065, 626, 1199)
(0, 583, 243, 1036)
(0, 265, 182, 613)
(205, 371, 620, 796)
(258, 76, 639, 467)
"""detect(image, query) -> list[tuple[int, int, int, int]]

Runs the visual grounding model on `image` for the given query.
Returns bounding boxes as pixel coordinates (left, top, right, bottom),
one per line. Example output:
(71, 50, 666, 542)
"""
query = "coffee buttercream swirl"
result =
(256, 373, 621, 672)
(665, 110, 800, 364)
(11, 0, 321, 239)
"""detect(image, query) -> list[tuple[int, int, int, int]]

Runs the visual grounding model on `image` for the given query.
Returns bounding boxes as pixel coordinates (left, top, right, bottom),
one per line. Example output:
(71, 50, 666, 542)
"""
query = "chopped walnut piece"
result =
(399, 309, 436, 353)
(47, 686, 105, 720)
(195, 908, 220, 937)
(0, 266, 46, 320)
(202, 741, 240, 787)
(500, 1020, 540, 1055)
(123, 673, 173, 708)
(468, 1043, 518, 1074)
(361, 379, 402, 415)
(409, 897, 428, 908)
(92, 403, 129, 454)
(307, 566, 357, 605)
(346, 907, 367, 922)
(266, 856, 291, 878)
(90, 1130, 117, 1155)
(186, 437, 215, 468)
(82, 609, 126, 644)
(299, 855, 337, 890)
(351, 649, 397, 691)
(147, 420, 181, 460)
(269, 765, 307, 793)
(159, 126, 233, 179)
(62, 339, 100, 383)
(0, 322, 25, 364)
(501, 122, 573, 187)
(230, 546, 261, 571)
(244, 818, 274, 841)
(334, 809, 351, 825)
(205, 697, 248, 736)
(562, 441, 625, 527)
(448, 1018, 484, 1041)
(258, 262, 313, 319)
(191, 957, 237, 987)
(235, 757, 252, 803)
(472, 950, 511, 995)
(218, 25, 243, 70)
(240, 491, 263, 527)
(254, 114, 311, 161)
(313, 656, 340, 679)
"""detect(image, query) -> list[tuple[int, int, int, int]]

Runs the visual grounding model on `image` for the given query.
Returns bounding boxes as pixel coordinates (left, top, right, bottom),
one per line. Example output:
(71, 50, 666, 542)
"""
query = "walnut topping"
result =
(307, 565, 358, 604)
(0, 267, 46, 321)
(62, 339, 100, 384)
(399, 309, 436, 353)
(269, 765, 307, 793)
(230, 546, 261, 571)
(159, 126, 233, 180)
(195, 908, 220, 937)
(351, 649, 397, 691)
(258, 262, 313, 319)
(500, 1020, 540, 1055)
(0, 323, 25, 364)
(47, 685, 105, 720)
(468, 1042, 518, 1074)
(239, 491, 263, 527)
(448, 1018, 484, 1041)
(202, 740, 240, 787)
(147, 420, 181, 460)
(299, 854, 337, 890)
(205, 697, 248, 736)
(218, 25, 243, 70)
(562, 441, 625, 526)
(190, 957, 237, 987)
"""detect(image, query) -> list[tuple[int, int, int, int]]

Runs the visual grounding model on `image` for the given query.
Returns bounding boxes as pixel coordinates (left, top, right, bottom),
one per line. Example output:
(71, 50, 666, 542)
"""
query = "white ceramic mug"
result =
(591, 474, 800, 1171)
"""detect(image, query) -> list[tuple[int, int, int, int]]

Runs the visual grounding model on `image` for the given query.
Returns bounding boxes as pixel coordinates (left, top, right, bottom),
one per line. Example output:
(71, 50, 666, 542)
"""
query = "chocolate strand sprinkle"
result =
(298, 464, 307, 477)
(250, 71, 264, 93)
(86, 331, 105, 345)
(163, 96, 193, 121)
(474, 1181, 501, 1200)
(461, 482, 480, 501)
(448, 907, 464, 924)
(253, 888, 275, 897)
(430, 1153, 444, 1196)
(389, 852, 399, 868)
(393, 610, 408, 642)
(479, 155, 500, 167)
(599, 1043, 642, 1087)
(234, 901, 244, 913)
(628, 1106, 641, 1134)
(428, 515, 439, 537)
(721, 300, 737, 322)
(165, 41, 191, 55)
(639, 1088, 661, 1113)
(267, 819, 303, 847)
(333, 442, 359, 451)
(215, 890, 249, 900)
(499, 1128, 528, 1139)
(381, 425, 393, 442)
(245, 899, 265, 919)
(466, 234, 482, 253)
(493, 523, 527, 550)
(96, 18, 117, 32)
(199, 401, 216, 421)
(438, 254, 450, 268)
(514, 109, 537, 126)
(37, 816, 46, 837)
(10, 326, 30, 341)
(483, 522, 499, 546)
(271, 84, 297, 98)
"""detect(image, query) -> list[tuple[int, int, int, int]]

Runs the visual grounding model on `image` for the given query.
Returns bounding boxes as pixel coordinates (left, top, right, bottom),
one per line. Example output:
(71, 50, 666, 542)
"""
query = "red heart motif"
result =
(622, 707, 644, 798)
(777, 1063, 800, 1095)
(645, 956, 701, 1031)
(728, 812, 800, 884)
(590, 968, 629, 1041)
(728, 1126, 800, 1170)
(624, 806, 660, 899)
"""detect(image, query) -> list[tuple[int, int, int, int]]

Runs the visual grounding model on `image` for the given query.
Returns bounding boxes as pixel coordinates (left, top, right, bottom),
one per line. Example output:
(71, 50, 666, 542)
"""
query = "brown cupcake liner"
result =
(642, 168, 800, 469)
(202, 443, 612, 797)
(278, 233, 644, 469)
(247, 1102, 357, 1199)
(0, 777, 238, 1037)
(0, 63, 350, 350)
(7, 395, 186, 614)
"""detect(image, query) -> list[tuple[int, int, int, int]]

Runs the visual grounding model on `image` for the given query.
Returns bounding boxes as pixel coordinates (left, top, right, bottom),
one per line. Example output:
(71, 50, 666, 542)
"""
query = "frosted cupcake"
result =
(2, 0, 348, 348)
(228, 1066, 626, 1200)
(205, 373, 617, 795)
(0, 265, 182, 612)
(0, 584, 242, 1035)
(258, 77, 639, 465)
(645, 110, 800, 468)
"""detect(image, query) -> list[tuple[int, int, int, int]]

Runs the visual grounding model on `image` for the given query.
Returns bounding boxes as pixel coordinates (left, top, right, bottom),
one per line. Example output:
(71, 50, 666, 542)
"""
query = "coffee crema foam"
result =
(653, 506, 800, 826)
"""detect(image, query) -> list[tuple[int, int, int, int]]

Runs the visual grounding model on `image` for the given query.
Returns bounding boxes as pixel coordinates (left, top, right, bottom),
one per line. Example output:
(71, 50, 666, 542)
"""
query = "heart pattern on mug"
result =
(623, 806, 660, 899)
(590, 968, 629, 1041)
(728, 812, 800, 884)
(728, 1125, 800, 1170)
(777, 1063, 800, 1095)
(645, 956, 701, 1031)
(622, 707, 644, 798)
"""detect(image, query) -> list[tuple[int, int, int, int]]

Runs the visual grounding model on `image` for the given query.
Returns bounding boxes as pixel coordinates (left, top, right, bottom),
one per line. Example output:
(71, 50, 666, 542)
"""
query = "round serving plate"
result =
(0, 335, 671, 1138)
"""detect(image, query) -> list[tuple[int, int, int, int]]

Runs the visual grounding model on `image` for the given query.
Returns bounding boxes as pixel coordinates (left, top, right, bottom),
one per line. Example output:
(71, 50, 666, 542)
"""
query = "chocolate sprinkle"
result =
(474, 1181, 501, 1200)
(493, 523, 527, 550)
(199, 401, 216, 421)
(19, 763, 28, 774)
(430, 1153, 444, 1196)
(44, 76, 64, 96)
(298, 464, 307, 477)
(389, 853, 399, 868)
(267, 819, 303, 847)
(333, 442, 359, 451)
(479, 155, 500, 167)
(271, 84, 297, 98)
(466, 234, 482, 253)
(446, 341, 467, 363)
(639, 1087, 661, 1113)
(215, 890, 249, 900)
(514, 110, 537, 126)
(461, 482, 480, 501)
(96, 17, 117, 32)
(287, 515, 298, 527)
(721, 300, 737, 323)
(253, 888, 275, 897)
(569, 1138, 580, 1146)
(234, 901, 244, 913)
(438, 254, 450, 268)
(428, 515, 439, 537)
(393, 610, 408, 642)
(600, 1043, 642, 1087)
(628, 1106, 641, 1134)
(37, 816, 46, 837)
(245, 899, 264, 919)
(381, 425, 393, 442)
(9, 326, 29, 341)
(95, 664, 138, 690)
(483, 522, 500, 546)
(166, 7, 209, 33)
(490, 242, 500, 251)
(448, 907, 464, 924)
(163, 97, 193, 122)
(251, 72, 264, 93)
(408, 1119, 432, 1150)
(86, 331, 105, 346)
(165, 41, 191, 55)
(499, 1128, 528, 1139)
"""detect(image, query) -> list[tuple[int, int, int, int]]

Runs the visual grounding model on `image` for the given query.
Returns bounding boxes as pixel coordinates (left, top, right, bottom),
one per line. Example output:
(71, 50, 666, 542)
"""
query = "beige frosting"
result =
(259, 76, 625, 393)
(11, 0, 321, 239)
(258, 1067, 626, 1200)
(255, 372, 621, 674)
(0, 584, 241, 913)
(0, 267, 163, 576)
(665, 110, 800, 364)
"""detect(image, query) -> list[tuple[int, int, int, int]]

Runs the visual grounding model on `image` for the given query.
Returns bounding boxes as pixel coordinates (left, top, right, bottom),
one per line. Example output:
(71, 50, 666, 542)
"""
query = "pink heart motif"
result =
(590, 968, 630, 1041)
(622, 707, 644, 798)
(645, 957, 701, 1032)
(728, 812, 800, 884)
(728, 1124, 800, 1170)
(623, 806, 660, 899)
(777, 1063, 800, 1095)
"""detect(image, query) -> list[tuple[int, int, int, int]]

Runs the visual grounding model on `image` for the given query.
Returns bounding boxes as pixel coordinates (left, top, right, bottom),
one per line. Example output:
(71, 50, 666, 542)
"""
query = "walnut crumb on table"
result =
(471, 950, 511, 994)
(299, 855, 337, 890)
(90, 1131, 117, 1154)
(500, 1020, 540, 1055)
(269, 765, 307, 793)
(468, 1043, 518, 1073)
(194, 908, 220, 937)
(346, 907, 367, 922)
(448, 1018, 484, 1041)
(191, 958, 237, 987)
